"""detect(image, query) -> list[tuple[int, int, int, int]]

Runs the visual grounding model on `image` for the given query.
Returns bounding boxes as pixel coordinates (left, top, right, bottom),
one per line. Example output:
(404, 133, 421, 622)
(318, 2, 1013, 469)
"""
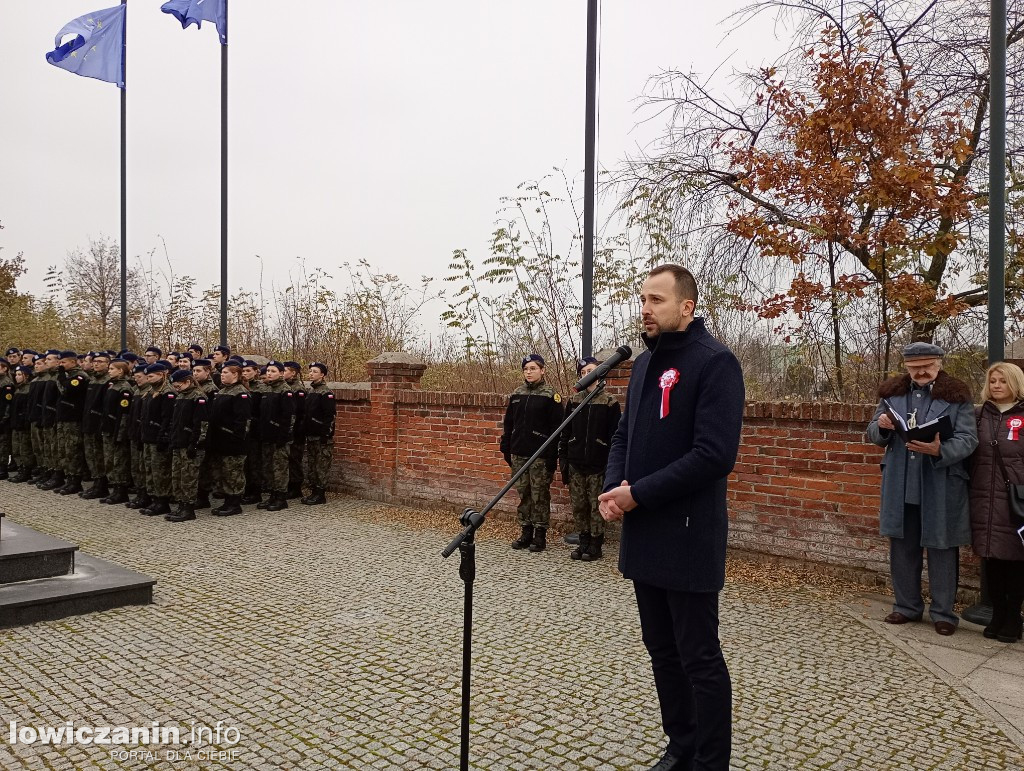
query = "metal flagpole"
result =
(120, 0, 127, 351)
(581, 0, 598, 357)
(219, 7, 229, 347)
(988, 0, 1006, 363)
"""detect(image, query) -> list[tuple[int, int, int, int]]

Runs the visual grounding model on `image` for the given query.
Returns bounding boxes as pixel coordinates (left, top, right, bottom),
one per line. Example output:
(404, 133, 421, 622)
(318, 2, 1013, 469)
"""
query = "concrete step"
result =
(0, 552, 155, 628)
(0, 520, 77, 583)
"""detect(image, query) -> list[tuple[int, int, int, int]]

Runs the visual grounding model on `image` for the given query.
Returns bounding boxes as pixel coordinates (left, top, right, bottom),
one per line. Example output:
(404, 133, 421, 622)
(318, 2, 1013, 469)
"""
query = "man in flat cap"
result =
(867, 342, 978, 635)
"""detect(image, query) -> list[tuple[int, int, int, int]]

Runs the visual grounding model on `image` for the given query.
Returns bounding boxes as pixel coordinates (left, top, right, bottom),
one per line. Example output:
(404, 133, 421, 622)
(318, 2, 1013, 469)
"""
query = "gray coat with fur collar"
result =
(866, 371, 978, 548)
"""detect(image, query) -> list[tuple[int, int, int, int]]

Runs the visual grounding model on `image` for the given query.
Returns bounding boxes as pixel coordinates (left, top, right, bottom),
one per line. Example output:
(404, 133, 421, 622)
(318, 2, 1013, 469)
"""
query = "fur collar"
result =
(877, 370, 973, 403)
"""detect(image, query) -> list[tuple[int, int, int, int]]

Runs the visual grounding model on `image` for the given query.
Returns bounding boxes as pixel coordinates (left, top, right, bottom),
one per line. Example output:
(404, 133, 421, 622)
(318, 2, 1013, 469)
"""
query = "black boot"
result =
(165, 503, 196, 522)
(266, 493, 289, 512)
(0, 468, 8, 481)
(301, 487, 327, 505)
(59, 476, 83, 495)
(102, 485, 130, 505)
(81, 477, 108, 500)
(194, 492, 211, 510)
(997, 595, 1023, 643)
(9, 468, 33, 483)
(511, 524, 534, 550)
(212, 495, 242, 517)
(286, 484, 303, 500)
(31, 467, 47, 483)
(581, 533, 604, 561)
(140, 497, 171, 517)
(241, 491, 263, 506)
(528, 527, 547, 553)
(984, 594, 1008, 640)
(570, 532, 591, 561)
(39, 471, 65, 491)
(126, 492, 151, 509)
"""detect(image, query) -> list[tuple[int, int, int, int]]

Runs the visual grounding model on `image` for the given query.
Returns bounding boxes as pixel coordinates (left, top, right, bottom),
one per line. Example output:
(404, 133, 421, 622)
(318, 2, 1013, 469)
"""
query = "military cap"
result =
(266, 360, 285, 370)
(187, 344, 204, 355)
(21, 349, 38, 357)
(5, 347, 20, 355)
(283, 360, 301, 371)
(146, 346, 162, 356)
(44, 349, 61, 357)
(193, 358, 212, 368)
(521, 353, 545, 368)
(59, 350, 77, 359)
(145, 362, 170, 374)
(902, 342, 945, 361)
(168, 351, 184, 359)
(105, 350, 118, 358)
(132, 364, 148, 374)
(309, 362, 328, 376)
(122, 352, 140, 363)
(0, 359, 8, 368)
(91, 351, 111, 360)
(15, 365, 33, 379)
(228, 355, 245, 365)
(110, 358, 128, 366)
(242, 359, 260, 369)
(180, 352, 194, 361)
(576, 356, 599, 376)
(169, 369, 193, 383)
(214, 345, 231, 355)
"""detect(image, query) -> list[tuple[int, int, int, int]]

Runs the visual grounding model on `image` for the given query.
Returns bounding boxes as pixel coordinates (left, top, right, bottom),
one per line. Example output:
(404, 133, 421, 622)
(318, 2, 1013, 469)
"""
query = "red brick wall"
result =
(328, 356, 979, 587)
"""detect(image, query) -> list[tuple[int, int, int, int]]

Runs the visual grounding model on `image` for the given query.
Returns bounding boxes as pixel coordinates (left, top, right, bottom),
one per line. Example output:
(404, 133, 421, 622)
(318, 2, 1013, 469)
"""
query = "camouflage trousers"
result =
(130, 441, 146, 492)
(244, 443, 263, 494)
(261, 442, 291, 495)
(12, 429, 34, 469)
(303, 437, 333, 490)
(569, 468, 606, 537)
(289, 440, 304, 490)
(83, 433, 104, 479)
(171, 448, 200, 504)
(217, 454, 246, 496)
(103, 433, 131, 486)
(0, 428, 10, 467)
(199, 452, 217, 494)
(57, 422, 85, 476)
(511, 454, 554, 529)
(31, 425, 45, 467)
(143, 444, 171, 498)
(41, 426, 58, 470)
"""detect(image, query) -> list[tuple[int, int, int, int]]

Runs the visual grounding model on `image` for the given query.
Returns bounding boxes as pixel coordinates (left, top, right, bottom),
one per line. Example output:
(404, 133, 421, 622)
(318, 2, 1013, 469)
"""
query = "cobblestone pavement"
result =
(0, 485, 1022, 770)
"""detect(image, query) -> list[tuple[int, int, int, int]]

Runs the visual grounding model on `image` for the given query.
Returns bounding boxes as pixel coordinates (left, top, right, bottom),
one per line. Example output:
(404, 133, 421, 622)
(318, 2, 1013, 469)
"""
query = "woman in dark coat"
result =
(969, 362, 1024, 643)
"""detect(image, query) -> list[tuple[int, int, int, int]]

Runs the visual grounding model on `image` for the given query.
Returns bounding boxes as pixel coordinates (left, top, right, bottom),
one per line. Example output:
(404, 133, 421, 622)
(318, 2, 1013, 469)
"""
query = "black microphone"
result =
(573, 345, 632, 392)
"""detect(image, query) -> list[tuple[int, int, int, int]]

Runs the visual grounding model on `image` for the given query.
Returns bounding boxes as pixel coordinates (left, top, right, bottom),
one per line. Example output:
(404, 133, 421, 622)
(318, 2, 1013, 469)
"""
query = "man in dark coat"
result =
(866, 342, 977, 635)
(599, 264, 744, 771)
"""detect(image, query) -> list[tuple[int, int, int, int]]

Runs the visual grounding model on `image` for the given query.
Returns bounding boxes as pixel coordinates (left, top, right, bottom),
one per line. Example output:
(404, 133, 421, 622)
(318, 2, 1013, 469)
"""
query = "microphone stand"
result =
(442, 378, 611, 771)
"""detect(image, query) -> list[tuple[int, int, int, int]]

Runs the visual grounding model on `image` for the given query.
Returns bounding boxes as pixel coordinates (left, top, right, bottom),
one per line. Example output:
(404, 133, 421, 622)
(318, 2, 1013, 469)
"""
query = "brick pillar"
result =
(367, 353, 427, 495)
(597, 346, 635, 403)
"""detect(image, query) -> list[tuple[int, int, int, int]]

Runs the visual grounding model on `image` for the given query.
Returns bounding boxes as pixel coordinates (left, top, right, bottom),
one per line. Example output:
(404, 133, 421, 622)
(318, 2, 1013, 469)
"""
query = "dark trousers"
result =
(633, 581, 731, 770)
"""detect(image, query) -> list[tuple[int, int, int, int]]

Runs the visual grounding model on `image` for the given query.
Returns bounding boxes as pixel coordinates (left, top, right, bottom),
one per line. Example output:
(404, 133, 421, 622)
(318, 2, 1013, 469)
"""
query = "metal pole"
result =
(120, 0, 127, 352)
(581, 0, 598, 357)
(220, 33, 229, 347)
(989, 0, 1006, 363)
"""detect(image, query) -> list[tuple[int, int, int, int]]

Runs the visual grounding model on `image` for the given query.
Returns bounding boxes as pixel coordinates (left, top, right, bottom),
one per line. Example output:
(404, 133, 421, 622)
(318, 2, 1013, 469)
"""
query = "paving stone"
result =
(0, 487, 1021, 769)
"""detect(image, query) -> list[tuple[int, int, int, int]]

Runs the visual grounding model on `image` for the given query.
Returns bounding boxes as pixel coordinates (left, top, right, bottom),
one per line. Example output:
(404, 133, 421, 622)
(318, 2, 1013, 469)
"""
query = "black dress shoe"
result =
(884, 612, 919, 625)
(648, 749, 688, 771)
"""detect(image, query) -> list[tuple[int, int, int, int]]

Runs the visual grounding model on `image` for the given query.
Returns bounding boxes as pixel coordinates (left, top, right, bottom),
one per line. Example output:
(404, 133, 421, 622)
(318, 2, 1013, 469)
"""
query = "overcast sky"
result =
(1, 1, 782, 331)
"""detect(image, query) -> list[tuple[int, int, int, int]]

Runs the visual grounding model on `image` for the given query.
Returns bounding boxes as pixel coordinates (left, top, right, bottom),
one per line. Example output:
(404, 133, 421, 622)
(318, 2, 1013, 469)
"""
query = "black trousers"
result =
(634, 581, 731, 770)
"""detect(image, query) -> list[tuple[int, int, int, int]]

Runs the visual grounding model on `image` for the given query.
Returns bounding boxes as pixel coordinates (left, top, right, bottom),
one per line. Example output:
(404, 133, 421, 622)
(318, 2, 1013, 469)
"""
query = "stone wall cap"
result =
(367, 352, 426, 366)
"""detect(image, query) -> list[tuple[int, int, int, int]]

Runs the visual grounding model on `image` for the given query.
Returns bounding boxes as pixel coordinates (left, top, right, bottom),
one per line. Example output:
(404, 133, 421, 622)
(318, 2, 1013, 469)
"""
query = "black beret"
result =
(309, 362, 329, 376)
(283, 361, 301, 371)
(214, 345, 231, 355)
(59, 350, 77, 359)
(146, 346, 162, 356)
(144, 363, 169, 374)
(521, 353, 545, 368)
(187, 344, 204, 354)
(266, 360, 285, 370)
(193, 359, 212, 368)
(15, 365, 33, 378)
(576, 356, 599, 376)
(169, 369, 193, 383)
(5, 347, 20, 355)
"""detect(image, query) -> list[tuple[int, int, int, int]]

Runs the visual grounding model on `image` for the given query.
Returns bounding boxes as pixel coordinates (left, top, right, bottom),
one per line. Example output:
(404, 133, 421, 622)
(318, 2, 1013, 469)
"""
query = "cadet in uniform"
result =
(192, 359, 218, 396)
(27, 355, 49, 483)
(166, 369, 209, 522)
(99, 359, 134, 505)
(209, 364, 250, 516)
(210, 345, 231, 388)
(301, 362, 334, 505)
(559, 356, 622, 561)
(241, 360, 267, 504)
(80, 351, 111, 499)
(500, 353, 563, 552)
(126, 364, 152, 508)
(9, 365, 35, 482)
(258, 361, 295, 511)
(283, 361, 305, 499)
(139, 362, 176, 517)
(54, 351, 88, 495)
(0, 359, 13, 478)
(6, 347, 21, 367)
(37, 351, 63, 490)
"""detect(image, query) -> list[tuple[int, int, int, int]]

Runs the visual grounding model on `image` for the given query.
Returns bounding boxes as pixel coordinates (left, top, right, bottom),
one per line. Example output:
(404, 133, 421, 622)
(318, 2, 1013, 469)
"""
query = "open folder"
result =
(882, 399, 954, 442)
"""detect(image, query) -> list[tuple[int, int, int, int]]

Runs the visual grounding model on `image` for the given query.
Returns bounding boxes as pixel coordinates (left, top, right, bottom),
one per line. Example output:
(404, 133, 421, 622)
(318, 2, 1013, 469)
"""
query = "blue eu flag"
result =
(160, 0, 228, 45)
(45, 5, 126, 88)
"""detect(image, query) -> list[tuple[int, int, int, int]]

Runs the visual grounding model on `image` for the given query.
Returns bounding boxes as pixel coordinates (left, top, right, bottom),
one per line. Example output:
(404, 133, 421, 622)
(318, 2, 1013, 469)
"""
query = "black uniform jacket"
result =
(209, 384, 251, 456)
(301, 381, 336, 438)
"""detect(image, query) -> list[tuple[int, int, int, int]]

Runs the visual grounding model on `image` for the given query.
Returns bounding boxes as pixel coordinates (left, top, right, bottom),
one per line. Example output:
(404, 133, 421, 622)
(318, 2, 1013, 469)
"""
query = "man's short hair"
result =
(649, 264, 698, 305)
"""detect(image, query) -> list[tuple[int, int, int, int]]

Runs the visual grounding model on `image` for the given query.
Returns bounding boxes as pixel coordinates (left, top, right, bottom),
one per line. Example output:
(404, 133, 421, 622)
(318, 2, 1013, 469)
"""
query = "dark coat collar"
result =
(642, 317, 707, 353)
(877, 370, 973, 403)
